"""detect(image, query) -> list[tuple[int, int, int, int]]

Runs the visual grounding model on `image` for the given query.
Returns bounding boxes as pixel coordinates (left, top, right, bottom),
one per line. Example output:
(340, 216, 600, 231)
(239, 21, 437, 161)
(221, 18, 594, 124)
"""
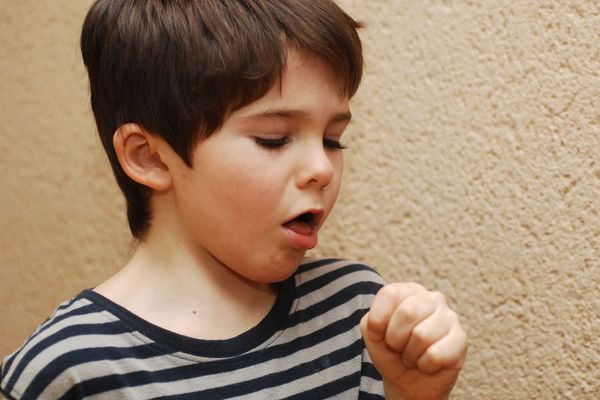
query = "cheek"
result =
(329, 155, 344, 192)
(328, 175, 342, 208)
(324, 157, 343, 212)
(209, 156, 285, 216)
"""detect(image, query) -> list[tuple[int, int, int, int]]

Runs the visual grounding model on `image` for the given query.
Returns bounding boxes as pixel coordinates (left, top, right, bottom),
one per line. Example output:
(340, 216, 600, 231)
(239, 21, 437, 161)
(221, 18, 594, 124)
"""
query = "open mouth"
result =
(295, 212, 316, 225)
(282, 210, 323, 235)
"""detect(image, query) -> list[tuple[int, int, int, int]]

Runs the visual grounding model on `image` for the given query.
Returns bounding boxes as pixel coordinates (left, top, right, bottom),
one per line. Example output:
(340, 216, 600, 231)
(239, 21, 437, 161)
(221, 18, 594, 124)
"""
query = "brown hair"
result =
(81, 0, 363, 239)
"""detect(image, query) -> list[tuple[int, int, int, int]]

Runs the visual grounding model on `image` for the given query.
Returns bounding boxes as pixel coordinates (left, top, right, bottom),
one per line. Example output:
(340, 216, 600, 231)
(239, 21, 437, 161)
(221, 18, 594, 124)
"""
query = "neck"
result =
(94, 216, 278, 340)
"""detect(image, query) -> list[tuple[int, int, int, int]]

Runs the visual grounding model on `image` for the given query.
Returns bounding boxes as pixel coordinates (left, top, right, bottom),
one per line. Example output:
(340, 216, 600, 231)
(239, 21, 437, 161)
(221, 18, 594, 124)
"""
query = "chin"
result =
(252, 251, 306, 283)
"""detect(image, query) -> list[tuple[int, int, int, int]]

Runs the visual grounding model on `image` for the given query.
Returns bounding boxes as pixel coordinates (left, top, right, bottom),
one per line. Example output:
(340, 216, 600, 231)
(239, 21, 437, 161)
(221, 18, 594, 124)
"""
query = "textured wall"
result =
(1, 1, 599, 399)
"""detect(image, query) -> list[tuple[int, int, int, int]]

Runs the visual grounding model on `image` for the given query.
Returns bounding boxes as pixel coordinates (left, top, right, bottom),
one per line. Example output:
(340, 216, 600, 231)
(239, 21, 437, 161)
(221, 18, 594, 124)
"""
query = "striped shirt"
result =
(1, 258, 385, 399)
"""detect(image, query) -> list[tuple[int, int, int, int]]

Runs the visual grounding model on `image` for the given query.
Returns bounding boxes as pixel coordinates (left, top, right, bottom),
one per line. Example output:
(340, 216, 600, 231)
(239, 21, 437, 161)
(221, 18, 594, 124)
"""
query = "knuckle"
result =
(448, 309, 459, 320)
(397, 303, 419, 322)
(431, 290, 447, 304)
(385, 336, 405, 352)
(379, 284, 397, 298)
(424, 346, 445, 366)
(411, 325, 430, 344)
(445, 309, 459, 324)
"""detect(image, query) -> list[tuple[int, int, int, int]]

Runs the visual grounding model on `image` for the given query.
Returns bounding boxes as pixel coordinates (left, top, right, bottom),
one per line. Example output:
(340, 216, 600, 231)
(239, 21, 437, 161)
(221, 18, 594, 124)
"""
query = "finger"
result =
(416, 323, 468, 374)
(361, 312, 406, 382)
(366, 283, 422, 341)
(361, 312, 392, 359)
(383, 292, 437, 354)
(401, 307, 452, 368)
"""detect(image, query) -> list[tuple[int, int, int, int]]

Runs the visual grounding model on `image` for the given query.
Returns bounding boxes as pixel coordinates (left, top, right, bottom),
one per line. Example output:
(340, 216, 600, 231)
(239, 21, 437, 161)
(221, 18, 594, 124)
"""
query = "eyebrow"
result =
(238, 108, 352, 124)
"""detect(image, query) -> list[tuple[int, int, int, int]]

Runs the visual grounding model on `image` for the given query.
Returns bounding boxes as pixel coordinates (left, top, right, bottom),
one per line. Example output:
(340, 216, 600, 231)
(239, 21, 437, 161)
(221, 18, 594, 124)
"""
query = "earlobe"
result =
(113, 124, 172, 191)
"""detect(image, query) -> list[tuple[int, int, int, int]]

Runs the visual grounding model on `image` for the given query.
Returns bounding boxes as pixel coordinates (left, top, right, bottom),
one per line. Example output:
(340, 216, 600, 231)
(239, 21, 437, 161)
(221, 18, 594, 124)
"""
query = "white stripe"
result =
(360, 376, 385, 396)
(230, 356, 361, 400)
(86, 324, 361, 399)
(11, 330, 144, 398)
(362, 347, 374, 364)
(298, 258, 356, 284)
(295, 269, 380, 312)
(275, 292, 374, 346)
(4, 298, 101, 380)
(4, 259, 384, 399)
(38, 353, 198, 400)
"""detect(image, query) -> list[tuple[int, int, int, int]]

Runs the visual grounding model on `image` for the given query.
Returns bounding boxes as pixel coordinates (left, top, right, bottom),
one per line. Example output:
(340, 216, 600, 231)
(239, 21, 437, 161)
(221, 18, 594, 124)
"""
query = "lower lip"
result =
(282, 226, 318, 250)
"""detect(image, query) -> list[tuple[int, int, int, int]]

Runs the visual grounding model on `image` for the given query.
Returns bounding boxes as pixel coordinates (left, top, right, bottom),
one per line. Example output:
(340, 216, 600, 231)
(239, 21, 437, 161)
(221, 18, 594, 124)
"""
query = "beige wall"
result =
(1, 1, 598, 398)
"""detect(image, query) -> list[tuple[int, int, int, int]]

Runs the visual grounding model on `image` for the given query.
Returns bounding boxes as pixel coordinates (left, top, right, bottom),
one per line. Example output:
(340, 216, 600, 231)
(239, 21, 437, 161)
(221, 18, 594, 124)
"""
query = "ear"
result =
(113, 124, 172, 191)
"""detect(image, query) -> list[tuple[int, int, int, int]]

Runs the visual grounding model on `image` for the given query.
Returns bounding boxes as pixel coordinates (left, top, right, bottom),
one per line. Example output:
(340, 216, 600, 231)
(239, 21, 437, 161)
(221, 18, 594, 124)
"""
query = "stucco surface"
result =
(1, 1, 599, 399)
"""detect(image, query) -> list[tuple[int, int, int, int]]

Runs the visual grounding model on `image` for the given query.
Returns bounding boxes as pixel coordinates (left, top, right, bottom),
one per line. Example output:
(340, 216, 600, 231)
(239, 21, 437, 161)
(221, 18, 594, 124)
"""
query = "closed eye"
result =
(255, 137, 290, 150)
(324, 138, 346, 150)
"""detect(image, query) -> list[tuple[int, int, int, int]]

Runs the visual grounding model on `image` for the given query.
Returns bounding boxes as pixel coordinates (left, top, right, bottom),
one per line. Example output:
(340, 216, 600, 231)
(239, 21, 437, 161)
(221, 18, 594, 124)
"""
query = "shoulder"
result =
(298, 257, 386, 289)
(0, 292, 130, 400)
(294, 257, 386, 309)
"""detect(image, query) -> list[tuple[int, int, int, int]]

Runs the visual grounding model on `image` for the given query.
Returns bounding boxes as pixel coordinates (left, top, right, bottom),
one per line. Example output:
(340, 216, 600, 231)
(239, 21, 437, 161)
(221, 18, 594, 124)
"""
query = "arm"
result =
(360, 283, 468, 400)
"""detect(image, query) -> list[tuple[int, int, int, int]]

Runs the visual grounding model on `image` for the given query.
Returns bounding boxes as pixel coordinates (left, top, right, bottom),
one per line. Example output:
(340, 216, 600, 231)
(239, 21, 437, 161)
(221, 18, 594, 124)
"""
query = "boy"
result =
(1, 1, 467, 399)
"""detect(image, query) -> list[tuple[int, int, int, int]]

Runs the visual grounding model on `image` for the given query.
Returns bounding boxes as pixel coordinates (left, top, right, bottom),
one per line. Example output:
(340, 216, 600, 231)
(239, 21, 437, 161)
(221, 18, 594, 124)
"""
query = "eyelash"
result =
(255, 137, 291, 149)
(255, 137, 346, 150)
(324, 138, 347, 150)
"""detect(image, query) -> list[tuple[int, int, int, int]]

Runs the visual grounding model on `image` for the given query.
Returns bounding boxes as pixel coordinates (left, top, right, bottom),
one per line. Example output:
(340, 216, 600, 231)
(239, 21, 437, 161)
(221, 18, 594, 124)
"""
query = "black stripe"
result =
(358, 390, 385, 400)
(4, 321, 131, 393)
(36, 304, 100, 334)
(288, 281, 380, 328)
(21, 343, 163, 400)
(298, 258, 343, 273)
(7, 280, 371, 397)
(56, 295, 84, 312)
(296, 263, 381, 298)
(3, 259, 385, 398)
(78, 275, 295, 358)
(30, 296, 87, 339)
(1, 299, 92, 376)
(59, 309, 367, 398)
(262, 308, 366, 363)
(281, 371, 361, 400)
(154, 339, 363, 399)
(34, 295, 83, 331)
(361, 361, 382, 381)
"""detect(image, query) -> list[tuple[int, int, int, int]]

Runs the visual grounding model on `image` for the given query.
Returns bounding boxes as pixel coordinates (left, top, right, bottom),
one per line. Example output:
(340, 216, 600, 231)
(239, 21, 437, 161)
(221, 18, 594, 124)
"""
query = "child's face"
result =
(169, 48, 351, 283)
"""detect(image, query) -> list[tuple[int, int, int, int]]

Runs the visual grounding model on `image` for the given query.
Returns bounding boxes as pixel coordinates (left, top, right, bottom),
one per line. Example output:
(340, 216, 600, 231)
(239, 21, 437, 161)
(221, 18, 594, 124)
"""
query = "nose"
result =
(295, 141, 336, 189)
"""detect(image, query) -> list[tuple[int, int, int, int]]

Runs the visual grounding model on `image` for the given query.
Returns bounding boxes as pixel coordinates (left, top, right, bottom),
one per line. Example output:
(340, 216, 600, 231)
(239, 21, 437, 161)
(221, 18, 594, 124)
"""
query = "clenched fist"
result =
(361, 283, 468, 400)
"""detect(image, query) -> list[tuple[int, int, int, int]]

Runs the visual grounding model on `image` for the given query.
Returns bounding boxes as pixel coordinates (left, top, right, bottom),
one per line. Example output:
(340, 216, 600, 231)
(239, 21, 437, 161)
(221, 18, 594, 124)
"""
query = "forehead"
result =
(283, 47, 348, 98)
(229, 47, 350, 124)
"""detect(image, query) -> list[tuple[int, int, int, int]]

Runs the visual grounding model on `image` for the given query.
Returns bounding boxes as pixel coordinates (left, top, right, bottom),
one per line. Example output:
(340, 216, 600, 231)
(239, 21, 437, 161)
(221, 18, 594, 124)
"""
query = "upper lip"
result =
(284, 208, 325, 228)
